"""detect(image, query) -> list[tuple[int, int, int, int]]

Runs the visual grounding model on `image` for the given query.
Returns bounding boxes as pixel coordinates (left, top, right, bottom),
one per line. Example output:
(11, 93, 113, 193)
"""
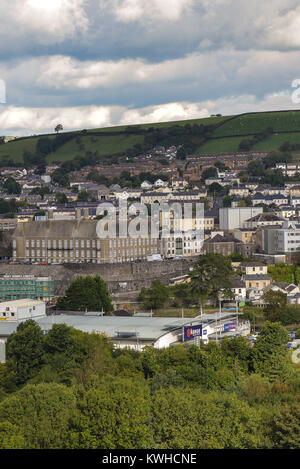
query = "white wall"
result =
(18, 303, 46, 321)
(0, 340, 6, 364)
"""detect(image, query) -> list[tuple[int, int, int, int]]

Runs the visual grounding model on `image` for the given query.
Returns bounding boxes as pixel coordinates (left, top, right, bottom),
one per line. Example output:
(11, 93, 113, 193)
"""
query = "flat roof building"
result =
(0, 298, 46, 322)
(0, 311, 250, 362)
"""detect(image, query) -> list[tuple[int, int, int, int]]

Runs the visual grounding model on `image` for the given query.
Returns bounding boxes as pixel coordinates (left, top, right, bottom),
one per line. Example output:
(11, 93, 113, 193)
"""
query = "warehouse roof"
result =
(0, 299, 45, 309)
(0, 312, 242, 340)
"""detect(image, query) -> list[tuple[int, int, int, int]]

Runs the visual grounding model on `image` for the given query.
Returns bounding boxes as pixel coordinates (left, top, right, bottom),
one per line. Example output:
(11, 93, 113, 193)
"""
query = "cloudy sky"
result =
(0, 0, 300, 135)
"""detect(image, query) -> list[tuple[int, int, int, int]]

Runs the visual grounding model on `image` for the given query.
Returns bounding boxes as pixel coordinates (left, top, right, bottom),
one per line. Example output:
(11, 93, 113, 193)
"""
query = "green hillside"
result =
(214, 110, 300, 137)
(46, 133, 146, 163)
(2, 109, 300, 165)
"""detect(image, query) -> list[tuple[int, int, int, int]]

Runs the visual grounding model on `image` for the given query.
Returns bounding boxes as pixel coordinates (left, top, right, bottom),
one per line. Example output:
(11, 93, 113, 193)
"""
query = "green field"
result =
(46, 133, 146, 162)
(214, 110, 300, 137)
(88, 115, 229, 133)
(0, 135, 55, 164)
(195, 136, 244, 154)
(3, 109, 300, 164)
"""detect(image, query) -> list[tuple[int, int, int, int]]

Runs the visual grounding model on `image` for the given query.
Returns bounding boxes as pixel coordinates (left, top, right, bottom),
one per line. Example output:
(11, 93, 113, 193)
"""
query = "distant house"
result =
(243, 213, 285, 229)
(153, 146, 165, 154)
(240, 263, 272, 290)
(229, 187, 249, 198)
(109, 184, 121, 191)
(141, 180, 153, 190)
(172, 178, 188, 190)
(154, 179, 168, 188)
(203, 233, 241, 256)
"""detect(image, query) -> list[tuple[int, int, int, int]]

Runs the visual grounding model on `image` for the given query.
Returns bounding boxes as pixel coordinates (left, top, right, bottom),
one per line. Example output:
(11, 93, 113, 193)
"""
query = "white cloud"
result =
(0, 91, 297, 136)
(119, 102, 210, 125)
(265, 6, 300, 48)
(0, 0, 88, 47)
(0, 105, 114, 134)
(109, 0, 195, 23)
(0, 101, 209, 134)
(27, 49, 300, 95)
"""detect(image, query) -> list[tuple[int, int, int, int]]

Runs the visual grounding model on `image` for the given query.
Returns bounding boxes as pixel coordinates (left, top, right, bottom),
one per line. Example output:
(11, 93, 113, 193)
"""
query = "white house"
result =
(154, 179, 168, 188)
(141, 180, 153, 190)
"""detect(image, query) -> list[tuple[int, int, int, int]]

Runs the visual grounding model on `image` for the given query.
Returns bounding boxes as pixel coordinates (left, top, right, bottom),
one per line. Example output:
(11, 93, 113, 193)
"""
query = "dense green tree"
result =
(247, 159, 265, 177)
(263, 150, 292, 169)
(271, 402, 300, 448)
(201, 167, 218, 181)
(214, 161, 229, 171)
(263, 168, 285, 187)
(239, 138, 252, 151)
(72, 377, 153, 449)
(262, 290, 288, 322)
(220, 336, 252, 372)
(0, 199, 19, 215)
(3, 177, 21, 195)
(23, 150, 45, 167)
(56, 275, 113, 312)
(36, 137, 53, 156)
(0, 383, 76, 449)
(208, 182, 224, 195)
(251, 322, 292, 382)
(151, 387, 267, 449)
(190, 253, 234, 306)
(6, 320, 44, 386)
(223, 195, 235, 207)
(55, 191, 68, 204)
(176, 147, 187, 160)
(171, 283, 197, 307)
(138, 280, 169, 310)
(0, 421, 24, 449)
(52, 168, 70, 187)
(77, 190, 89, 202)
(30, 186, 51, 199)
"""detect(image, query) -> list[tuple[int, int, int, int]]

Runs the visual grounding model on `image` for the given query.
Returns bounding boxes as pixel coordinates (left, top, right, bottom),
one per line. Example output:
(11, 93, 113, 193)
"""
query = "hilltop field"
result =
(1, 109, 300, 165)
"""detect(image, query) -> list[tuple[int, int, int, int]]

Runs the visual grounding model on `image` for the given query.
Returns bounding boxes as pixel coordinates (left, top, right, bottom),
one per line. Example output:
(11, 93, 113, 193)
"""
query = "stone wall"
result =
(0, 259, 192, 296)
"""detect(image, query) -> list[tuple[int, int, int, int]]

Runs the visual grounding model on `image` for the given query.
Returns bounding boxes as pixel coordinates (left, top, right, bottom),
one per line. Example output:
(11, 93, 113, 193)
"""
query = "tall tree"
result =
(0, 383, 76, 449)
(6, 320, 44, 386)
(190, 253, 234, 306)
(261, 290, 287, 322)
(138, 280, 169, 310)
(3, 177, 21, 195)
(251, 322, 292, 382)
(73, 376, 153, 449)
(55, 124, 63, 134)
(56, 275, 113, 312)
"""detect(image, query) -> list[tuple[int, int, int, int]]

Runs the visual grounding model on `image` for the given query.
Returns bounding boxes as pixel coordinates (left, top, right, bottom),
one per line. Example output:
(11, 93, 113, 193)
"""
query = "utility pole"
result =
(199, 298, 203, 316)
(219, 298, 222, 342)
(182, 307, 184, 343)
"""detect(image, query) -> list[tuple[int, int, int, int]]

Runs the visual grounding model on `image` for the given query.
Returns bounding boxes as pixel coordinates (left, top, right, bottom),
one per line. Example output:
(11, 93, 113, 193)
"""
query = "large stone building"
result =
(12, 219, 160, 264)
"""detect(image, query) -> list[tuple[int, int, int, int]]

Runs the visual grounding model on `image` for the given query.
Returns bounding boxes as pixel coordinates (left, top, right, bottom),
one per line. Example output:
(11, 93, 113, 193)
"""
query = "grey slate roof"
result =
(13, 219, 98, 238)
(243, 274, 271, 280)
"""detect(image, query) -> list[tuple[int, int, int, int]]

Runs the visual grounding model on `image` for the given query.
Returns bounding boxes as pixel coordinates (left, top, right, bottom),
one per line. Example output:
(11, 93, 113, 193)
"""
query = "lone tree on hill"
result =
(55, 124, 63, 134)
